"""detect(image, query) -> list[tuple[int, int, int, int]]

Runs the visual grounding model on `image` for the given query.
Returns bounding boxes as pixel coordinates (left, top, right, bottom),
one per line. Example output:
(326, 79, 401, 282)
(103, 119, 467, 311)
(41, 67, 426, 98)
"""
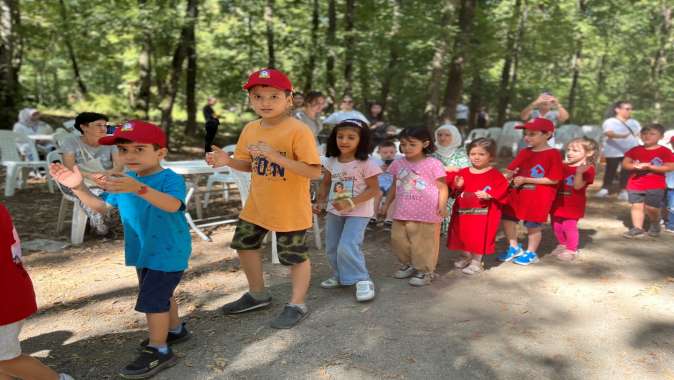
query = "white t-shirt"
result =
(456, 104, 469, 120)
(602, 117, 641, 158)
(324, 157, 381, 218)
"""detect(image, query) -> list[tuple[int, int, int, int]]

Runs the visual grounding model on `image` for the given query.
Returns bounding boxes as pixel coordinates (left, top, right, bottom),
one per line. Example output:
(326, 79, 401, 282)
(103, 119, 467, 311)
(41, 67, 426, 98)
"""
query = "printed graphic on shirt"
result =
(531, 164, 545, 178)
(329, 175, 355, 201)
(651, 157, 664, 167)
(252, 152, 287, 181)
(483, 185, 492, 192)
(397, 167, 427, 200)
(565, 174, 574, 186)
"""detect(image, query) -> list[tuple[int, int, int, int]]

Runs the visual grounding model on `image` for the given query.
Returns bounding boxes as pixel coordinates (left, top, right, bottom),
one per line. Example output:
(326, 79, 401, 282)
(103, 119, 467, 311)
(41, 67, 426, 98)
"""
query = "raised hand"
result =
(99, 174, 142, 193)
(49, 163, 84, 189)
(454, 175, 464, 188)
(206, 145, 230, 168)
(248, 141, 283, 162)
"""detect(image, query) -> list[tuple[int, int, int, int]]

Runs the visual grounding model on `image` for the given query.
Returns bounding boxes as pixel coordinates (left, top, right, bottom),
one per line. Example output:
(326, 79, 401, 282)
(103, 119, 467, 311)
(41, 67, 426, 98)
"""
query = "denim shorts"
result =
(628, 189, 665, 208)
(502, 214, 543, 229)
(231, 219, 309, 266)
(135, 268, 184, 313)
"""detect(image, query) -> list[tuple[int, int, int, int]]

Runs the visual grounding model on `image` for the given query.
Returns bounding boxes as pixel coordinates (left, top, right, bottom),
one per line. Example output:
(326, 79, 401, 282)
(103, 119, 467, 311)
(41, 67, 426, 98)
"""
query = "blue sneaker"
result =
(513, 251, 539, 266)
(498, 244, 524, 262)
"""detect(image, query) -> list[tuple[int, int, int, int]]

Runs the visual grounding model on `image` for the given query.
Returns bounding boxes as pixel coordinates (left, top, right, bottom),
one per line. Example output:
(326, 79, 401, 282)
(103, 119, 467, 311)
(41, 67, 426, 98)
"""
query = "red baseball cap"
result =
(99, 120, 167, 148)
(516, 118, 555, 133)
(243, 68, 293, 92)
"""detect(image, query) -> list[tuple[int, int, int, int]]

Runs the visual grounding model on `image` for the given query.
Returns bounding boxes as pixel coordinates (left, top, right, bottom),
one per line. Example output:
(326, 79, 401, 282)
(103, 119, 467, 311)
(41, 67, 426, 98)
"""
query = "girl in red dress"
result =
(550, 137, 599, 261)
(447, 138, 510, 274)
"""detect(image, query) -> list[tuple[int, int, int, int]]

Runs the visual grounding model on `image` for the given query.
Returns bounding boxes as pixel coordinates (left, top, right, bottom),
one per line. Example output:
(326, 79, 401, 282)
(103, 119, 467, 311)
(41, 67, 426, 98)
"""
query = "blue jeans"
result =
(667, 189, 674, 230)
(325, 213, 370, 285)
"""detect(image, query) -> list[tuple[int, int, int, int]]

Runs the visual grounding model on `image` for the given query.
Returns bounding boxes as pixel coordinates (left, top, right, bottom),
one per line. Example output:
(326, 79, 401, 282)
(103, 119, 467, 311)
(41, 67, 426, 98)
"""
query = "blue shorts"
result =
(135, 268, 184, 313)
(502, 214, 543, 229)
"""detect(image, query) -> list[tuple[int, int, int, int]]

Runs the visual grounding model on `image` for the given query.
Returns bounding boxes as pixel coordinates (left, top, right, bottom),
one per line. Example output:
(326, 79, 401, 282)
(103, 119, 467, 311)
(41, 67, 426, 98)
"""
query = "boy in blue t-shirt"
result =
(49, 120, 191, 379)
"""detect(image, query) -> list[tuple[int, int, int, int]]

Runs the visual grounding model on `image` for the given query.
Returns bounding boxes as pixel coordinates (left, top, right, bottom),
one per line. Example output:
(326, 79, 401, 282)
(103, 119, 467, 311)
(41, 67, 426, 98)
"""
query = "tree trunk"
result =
(136, 0, 152, 119)
(58, 0, 87, 97)
(443, 0, 477, 121)
(650, 4, 672, 121)
(265, 0, 275, 68)
(424, 1, 453, 128)
(303, 0, 320, 93)
(379, 0, 402, 111)
(0, 0, 22, 129)
(326, 0, 337, 100)
(467, 71, 482, 131)
(496, 0, 522, 127)
(158, 2, 192, 145)
(343, 0, 356, 95)
(567, 0, 587, 119)
(184, 0, 198, 135)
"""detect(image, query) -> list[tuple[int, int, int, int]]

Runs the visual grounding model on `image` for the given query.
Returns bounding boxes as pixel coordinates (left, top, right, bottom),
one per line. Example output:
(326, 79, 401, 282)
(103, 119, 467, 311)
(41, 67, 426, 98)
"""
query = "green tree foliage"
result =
(7, 0, 674, 133)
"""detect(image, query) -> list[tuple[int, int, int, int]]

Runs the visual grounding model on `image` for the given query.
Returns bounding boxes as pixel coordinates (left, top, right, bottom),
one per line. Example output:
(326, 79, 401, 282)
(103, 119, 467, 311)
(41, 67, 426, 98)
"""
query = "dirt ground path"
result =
(4, 177, 674, 379)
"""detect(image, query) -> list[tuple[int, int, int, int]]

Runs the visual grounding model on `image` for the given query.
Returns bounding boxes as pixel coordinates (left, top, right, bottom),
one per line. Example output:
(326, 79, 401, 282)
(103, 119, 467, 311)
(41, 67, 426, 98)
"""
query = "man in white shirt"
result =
(595, 101, 641, 200)
(323, 95, 369, 126)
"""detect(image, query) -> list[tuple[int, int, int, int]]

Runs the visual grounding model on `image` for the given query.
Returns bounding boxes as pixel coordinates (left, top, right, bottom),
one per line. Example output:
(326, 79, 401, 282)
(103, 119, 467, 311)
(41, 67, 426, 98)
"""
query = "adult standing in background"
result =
(323, 95, 369, 126)
(520, 92, 570, 148)
(476, 106, 489, 129)
(203, 97, 220, 153)
(595, 101, 641, 201)
(292, 92, 305, 110)
(293, 91, 327, 138)
(456, 101, 470, 133)
(366, 102, 389, 152)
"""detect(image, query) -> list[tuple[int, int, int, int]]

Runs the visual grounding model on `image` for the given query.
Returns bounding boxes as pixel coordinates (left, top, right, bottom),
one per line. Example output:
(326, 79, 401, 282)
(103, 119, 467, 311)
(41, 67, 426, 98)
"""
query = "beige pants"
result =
(391, 220, 440, 273)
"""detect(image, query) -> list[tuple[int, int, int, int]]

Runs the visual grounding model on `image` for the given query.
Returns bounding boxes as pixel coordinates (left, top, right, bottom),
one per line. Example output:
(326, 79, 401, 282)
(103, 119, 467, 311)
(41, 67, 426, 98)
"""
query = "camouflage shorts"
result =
(231, 219, 309, 266)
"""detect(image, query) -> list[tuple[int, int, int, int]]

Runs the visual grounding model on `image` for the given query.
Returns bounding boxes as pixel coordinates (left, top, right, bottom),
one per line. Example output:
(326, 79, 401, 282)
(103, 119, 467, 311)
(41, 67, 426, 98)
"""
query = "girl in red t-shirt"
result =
(448, 138, 509, 274)
(550, 137, 599, 261)
(0, 203, 73, 380)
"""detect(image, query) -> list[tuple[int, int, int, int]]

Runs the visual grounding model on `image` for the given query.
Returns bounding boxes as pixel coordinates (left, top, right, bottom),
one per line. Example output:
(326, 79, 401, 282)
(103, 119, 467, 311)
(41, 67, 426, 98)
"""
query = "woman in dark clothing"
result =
(367, 102, 389, 153)
(203, 97, 220, 152)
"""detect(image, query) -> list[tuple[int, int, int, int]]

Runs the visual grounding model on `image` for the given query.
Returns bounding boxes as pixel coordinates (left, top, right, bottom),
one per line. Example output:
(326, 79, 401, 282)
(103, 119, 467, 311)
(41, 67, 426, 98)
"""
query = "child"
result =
(550, 137, 599, 261)
(0, 204, 73, 380)
(666, 135, 674, 234)
(206, 68, 321, 329)
(499, 118, 563, 265)
(381, 127, 449, 286)
(50, 120, 192, 379)
(371, 141, 397, 228)
(447, 138, 509, 275)
(622, 124, 674, 238)
(315, 119, 381, 302)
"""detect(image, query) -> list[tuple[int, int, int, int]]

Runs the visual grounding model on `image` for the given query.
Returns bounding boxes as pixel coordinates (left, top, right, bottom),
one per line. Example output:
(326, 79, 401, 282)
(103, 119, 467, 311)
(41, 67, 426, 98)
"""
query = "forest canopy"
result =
(1, 0, 672, 135)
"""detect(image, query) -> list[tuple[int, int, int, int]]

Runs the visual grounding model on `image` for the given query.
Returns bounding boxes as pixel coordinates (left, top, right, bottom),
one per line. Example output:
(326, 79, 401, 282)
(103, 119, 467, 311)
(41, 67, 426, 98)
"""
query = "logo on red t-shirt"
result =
(531, 164, 545, 178)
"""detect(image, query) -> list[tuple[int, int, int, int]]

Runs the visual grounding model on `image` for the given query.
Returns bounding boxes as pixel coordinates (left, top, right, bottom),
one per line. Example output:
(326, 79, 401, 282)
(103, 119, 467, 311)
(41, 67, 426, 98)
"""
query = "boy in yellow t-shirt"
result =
(206, 68, 321, 329)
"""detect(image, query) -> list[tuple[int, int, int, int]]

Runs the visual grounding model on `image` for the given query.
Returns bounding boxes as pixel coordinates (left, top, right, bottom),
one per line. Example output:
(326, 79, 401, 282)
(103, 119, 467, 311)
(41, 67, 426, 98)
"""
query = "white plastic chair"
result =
(496, 121, 523, 157)
(486, 127, 502, 141)
(555, 124, 583, 150)
(465, 128, 489, 144)
(0, 131, 49, 196)
(203, 144, 239, 207)
(47, 150, 88, 245)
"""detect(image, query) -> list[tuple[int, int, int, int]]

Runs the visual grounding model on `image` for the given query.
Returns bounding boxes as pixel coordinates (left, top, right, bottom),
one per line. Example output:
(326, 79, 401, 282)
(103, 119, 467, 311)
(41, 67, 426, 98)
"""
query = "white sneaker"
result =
(408, 272, 433, 286)
(618, 190, 628, 201)
(355, 280, 375, 302)
(393, 264, 415, 279)
(320, 277, 341, 289)
(595, 188, 609, 198)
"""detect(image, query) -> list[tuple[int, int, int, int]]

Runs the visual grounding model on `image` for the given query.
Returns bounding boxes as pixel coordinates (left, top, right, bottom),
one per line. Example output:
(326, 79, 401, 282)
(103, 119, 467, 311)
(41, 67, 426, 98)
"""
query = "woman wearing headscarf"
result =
(12, 108, 55, 160)
(433, 123, 470, 235)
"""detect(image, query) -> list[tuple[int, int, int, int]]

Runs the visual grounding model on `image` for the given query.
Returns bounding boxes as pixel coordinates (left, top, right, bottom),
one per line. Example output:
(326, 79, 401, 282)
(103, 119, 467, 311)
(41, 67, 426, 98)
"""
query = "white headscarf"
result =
(17, 108, 39, 129)
(434, 123, 462, 159)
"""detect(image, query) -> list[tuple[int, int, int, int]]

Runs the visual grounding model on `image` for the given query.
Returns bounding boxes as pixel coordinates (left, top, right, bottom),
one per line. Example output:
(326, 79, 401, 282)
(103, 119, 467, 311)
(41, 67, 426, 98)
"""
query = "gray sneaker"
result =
(270, 304, 309, 329)
(408, 272, 432, 287)
(623, 228, 645, 239)
(320, 277, 341, 289)
(648, 224, 661, 237)
(355, 280, 375, 302)
(393, 264, 415, 279)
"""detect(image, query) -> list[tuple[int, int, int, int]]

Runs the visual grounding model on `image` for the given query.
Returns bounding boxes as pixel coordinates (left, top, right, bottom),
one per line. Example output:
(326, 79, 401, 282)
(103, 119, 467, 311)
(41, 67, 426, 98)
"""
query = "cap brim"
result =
(98, 136, 120, 145)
